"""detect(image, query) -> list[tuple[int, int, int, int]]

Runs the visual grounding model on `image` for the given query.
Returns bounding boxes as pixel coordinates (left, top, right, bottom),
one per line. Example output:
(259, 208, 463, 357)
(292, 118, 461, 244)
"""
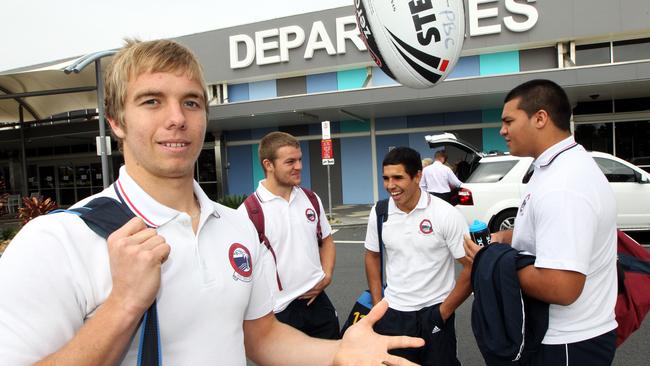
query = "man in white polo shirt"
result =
(420, 150, 462, 204)
(0, 39, 424, 366)
(365, 147, 472, 366)
(465, 79, 618, 365)
(239, 131, 339, 339)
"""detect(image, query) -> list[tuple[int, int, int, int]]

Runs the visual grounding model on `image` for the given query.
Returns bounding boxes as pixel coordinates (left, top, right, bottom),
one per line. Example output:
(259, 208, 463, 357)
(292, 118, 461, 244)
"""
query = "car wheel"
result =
(491, 209, 518, 232)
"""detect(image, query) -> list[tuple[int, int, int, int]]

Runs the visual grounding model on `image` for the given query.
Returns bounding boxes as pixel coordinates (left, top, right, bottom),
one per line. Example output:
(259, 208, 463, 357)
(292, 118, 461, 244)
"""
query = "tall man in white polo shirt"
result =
(0, 39, 424, 366)
(420, 150, 462, 204)
(239, 131, 339, 339)
(465, 79, 618, 365)
(365, 147, 472, 366)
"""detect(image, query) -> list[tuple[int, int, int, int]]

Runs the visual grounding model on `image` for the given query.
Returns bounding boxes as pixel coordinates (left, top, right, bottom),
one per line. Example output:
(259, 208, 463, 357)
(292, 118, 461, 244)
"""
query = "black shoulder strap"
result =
(375, 199, 389, 286)
(65, 197, 136, 239)
(51, 195, 160, 366)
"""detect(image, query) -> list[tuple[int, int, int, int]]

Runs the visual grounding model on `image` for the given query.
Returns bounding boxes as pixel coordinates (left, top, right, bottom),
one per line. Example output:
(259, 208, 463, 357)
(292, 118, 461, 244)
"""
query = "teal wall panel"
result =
(482, 109, 508, 153)
(337, 68, 367, 90)
(479, 51, 520, 76)
(340, 119, 370, 133)
(251, 144, 265, 187)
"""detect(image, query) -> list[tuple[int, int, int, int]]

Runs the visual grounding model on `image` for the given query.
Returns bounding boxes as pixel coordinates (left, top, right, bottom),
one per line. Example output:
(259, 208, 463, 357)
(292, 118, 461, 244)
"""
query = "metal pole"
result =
(19, 106, 28, 197)
(326, 164, 332, 220)
(95, 59, 110, 188)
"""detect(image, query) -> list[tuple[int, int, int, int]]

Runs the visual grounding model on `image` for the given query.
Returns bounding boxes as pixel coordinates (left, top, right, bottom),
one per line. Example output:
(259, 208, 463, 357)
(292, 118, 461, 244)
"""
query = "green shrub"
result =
(217, 194, 247, 209)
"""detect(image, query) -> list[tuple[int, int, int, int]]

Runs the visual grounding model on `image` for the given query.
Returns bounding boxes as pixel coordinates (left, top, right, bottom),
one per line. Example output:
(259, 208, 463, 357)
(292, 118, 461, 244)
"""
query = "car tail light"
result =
(457, 188, 474, 205)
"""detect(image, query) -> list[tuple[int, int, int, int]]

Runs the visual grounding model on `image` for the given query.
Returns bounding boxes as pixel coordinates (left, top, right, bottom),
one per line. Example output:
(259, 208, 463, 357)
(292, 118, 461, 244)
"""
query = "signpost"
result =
(321, 121, 333, 220)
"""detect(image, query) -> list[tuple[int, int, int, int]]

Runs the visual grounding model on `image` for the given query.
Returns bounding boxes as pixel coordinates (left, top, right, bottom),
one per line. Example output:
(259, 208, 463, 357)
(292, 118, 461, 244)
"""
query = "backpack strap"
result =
(51, 194, 161, 366)
(375, 199, 389, 286)
(243, 193, 284, 291)
(301, 187, 323, 247)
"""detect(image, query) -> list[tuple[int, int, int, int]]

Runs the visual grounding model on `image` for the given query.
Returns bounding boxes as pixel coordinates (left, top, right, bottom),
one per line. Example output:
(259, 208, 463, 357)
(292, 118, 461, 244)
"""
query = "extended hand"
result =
(334, 300, 424, 366)
(463, 233, 481, 263)
(107, 217, 170, 317)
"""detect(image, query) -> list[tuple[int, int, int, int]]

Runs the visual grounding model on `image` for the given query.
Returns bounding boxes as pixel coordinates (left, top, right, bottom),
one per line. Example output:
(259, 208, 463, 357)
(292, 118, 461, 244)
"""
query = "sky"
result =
(0, 0, 351, 72)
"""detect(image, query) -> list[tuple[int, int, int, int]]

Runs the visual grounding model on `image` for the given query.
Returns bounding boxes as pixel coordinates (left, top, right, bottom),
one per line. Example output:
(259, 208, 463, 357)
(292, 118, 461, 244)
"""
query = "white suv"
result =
(425, 133, 650, 232)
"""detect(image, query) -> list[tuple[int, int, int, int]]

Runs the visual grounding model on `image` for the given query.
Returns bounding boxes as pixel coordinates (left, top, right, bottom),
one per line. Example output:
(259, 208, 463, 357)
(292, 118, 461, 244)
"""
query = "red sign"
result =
(321, 139, 333, 159)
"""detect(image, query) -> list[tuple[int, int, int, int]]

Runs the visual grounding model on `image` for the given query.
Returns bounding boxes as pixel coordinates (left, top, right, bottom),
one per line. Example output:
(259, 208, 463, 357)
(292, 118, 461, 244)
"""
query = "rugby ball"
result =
(354, 0, 465, 89)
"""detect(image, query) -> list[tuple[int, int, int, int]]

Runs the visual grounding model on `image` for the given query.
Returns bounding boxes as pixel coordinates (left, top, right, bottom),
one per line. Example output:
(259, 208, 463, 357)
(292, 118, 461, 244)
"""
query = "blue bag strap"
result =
(52, 189, 162, 366)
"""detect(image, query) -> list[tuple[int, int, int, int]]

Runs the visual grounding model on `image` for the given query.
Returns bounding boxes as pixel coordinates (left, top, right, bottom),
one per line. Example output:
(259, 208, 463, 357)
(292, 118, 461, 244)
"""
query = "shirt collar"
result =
(255, 179, 300, 203)
(388, 188, 430, 214)
(114, 166, 220, 228)
(533, 135, 578, 169)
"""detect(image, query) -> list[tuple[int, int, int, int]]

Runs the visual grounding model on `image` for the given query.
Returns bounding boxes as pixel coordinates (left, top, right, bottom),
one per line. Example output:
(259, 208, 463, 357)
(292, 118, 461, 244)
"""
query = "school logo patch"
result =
(519, 193, 531, 216)
(228, 243, 252, 282)
(305, 208, 317, 222)
(419, 219, 433, 234)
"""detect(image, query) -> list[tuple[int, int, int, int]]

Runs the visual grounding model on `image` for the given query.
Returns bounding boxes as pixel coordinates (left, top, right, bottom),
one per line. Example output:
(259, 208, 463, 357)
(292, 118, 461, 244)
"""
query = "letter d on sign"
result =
(230, 34, 255, 69)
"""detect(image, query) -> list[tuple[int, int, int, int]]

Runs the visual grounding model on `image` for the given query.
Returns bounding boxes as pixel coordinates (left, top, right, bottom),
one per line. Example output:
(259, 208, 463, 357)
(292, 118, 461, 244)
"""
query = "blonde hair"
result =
(104, 39, 208, 136)
(258, 132, 300, 173)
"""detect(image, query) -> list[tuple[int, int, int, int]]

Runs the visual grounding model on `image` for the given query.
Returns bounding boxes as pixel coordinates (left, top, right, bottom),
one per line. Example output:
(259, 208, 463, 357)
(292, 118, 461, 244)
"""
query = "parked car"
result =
(425, 133, 650, 232)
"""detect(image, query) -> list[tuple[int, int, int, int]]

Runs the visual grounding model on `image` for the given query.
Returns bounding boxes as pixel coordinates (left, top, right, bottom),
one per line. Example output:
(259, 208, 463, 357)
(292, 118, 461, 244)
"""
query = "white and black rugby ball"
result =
(354, 0, 465, 89)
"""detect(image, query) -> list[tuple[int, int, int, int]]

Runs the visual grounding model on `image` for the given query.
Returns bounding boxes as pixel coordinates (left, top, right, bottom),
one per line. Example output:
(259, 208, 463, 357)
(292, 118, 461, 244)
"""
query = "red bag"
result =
(615, 230, 650, 346)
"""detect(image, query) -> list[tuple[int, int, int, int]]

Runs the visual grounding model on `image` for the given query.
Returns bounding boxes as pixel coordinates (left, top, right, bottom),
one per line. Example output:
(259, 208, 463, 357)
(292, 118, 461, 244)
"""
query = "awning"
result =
(0, 54, 114, 124)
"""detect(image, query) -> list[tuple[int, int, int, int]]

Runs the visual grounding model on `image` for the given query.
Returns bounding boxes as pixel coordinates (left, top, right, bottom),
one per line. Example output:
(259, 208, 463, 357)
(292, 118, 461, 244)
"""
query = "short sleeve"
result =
(364, 205, 380, 252)
(315, 194, 332, 238)
(442, 206, 468, 259)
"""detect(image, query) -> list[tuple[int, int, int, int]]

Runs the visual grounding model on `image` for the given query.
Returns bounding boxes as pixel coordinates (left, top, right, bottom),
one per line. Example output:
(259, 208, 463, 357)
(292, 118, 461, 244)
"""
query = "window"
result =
(615, 121, 650, 167)
(466, 160, 518, 183)
(575, 123, 613, 154)
(594, 157, 636, 183)
(575, 43, 611, 66)
(614, 38, 650, 62)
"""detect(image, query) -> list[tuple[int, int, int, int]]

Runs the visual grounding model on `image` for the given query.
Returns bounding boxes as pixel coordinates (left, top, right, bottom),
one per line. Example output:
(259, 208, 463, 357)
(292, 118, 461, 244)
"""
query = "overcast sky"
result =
(0, 0, 351, 72)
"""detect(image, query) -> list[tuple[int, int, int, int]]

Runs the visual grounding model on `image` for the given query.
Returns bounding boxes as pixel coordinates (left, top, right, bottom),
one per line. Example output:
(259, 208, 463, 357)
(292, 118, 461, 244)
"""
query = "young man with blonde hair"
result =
(240, 131, 339, 339)
(0, 39, 423, 366)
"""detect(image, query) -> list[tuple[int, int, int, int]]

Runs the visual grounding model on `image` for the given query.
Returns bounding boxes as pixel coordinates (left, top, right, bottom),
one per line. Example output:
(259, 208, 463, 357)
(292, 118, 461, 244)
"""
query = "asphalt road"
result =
(327, 226, 650, 366)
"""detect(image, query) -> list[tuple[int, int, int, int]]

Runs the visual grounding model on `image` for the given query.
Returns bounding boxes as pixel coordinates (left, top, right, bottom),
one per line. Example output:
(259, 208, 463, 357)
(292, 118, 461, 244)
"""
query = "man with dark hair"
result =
(365, 146, 472, 366)
(0, 39, 424, 366)
(465, 79, 618, 365)
(420, 149, 462, 203)
(239, 131, 339, 339)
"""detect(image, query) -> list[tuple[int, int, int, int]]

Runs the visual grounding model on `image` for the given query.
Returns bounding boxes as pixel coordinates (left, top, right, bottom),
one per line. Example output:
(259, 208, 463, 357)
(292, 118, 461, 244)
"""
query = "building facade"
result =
(1, 0, 649, 206)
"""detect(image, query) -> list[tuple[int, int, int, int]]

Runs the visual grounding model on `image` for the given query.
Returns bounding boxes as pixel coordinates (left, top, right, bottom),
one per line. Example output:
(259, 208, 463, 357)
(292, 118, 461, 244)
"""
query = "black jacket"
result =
(471, 244, 549, 366)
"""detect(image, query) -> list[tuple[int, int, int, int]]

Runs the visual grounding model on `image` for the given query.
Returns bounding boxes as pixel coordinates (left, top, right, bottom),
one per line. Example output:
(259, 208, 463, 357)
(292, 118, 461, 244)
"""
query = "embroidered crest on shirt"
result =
(519, 193, 531, 216)
(228, 243, 253, 282)
(419, 219, 433, 234)
(305, 208, 317, 222)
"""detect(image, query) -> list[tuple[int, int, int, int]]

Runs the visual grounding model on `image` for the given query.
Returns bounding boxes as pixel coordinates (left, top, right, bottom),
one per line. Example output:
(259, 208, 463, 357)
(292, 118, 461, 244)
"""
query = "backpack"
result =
(243, 187, 323, 291)
(51, 195, 160, 366)
(615, 230, 650, 346)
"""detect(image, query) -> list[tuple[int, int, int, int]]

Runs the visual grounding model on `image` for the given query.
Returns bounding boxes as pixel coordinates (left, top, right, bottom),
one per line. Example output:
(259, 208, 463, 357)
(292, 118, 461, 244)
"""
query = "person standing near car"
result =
(365, 147, 472, 366)
(420, 149, 463, 203)
(464, 79, 618, 365)
(238, 131, 340, 339)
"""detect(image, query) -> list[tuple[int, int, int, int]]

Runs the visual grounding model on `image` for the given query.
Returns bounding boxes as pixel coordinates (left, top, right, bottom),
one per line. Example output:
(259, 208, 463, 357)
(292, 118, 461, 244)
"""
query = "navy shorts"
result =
(275, 291, 340, 339)
(373, 303, 460, 366)
(525, 329, 616, 366)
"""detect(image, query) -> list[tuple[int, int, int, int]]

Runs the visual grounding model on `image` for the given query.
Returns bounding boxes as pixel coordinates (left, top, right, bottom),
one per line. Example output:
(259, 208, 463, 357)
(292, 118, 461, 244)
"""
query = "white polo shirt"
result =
(364, 189, 467, 311)
(0, 167, 274, 365)
(512, 136, 618, 345)
(420, 161, 463, 193)
(238, 181, 332, 312)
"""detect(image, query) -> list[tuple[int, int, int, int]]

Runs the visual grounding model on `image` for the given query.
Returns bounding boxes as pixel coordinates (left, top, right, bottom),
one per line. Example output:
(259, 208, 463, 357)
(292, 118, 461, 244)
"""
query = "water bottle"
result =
(469, 220, 491, 247)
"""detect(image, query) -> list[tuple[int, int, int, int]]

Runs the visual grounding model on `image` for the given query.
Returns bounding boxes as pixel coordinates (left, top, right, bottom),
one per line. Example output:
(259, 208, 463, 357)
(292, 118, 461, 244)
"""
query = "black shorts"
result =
(429, 191, 454, 204)
(275, 291, 340, 339)
(373, 303, 460, 366)
(525, 329, 616, 366)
